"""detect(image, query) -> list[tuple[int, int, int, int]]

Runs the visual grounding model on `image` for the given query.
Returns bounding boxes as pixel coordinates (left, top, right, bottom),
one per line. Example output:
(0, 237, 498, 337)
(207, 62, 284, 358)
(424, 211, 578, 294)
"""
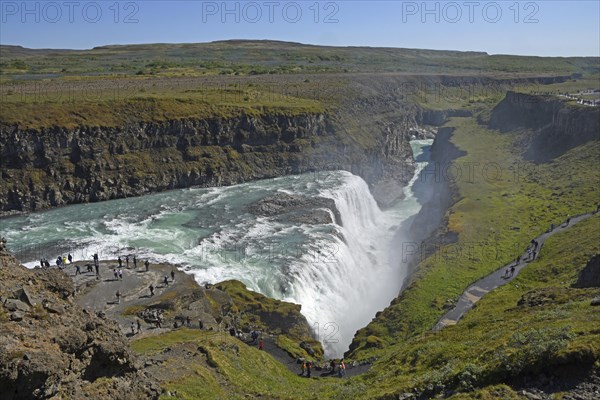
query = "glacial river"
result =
(0, 140, 433, 357)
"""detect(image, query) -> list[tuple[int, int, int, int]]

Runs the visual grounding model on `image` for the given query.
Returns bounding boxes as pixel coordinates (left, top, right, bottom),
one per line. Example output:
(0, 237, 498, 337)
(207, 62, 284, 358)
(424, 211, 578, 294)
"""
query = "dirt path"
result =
(68, 259, 373, 377)
(433, 212, 595, 331)
(258, 336, 371, 377)
(70, 259, 192, 336)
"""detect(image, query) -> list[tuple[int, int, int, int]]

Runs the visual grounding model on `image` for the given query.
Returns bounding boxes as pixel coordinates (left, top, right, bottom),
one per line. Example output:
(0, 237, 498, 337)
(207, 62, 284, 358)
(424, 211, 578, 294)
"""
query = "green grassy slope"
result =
(348, 117, 600, 360)
(2, 40, 598, 77)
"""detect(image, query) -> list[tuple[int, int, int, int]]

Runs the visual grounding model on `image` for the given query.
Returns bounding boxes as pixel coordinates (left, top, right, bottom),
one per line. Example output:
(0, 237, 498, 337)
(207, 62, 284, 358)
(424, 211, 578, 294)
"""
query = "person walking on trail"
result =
(504, 268, 510, 279)
(116, 290, 121, 304)
(133, 255, 137, 268)
(149, 284, 154, 297)
(137, 319, 142, 333)
(144, 260, 149, 272)
(258, 339, 264, 350)
(68, 253, 73, 264)
(338, 359, 346, 378)
(113, 268, 118, 281)
(171, 270, 175, 282)
(532, 249, 537, 260)
(95, 263, 99, 278)
(118, 256, 122, 267)
(510, 265, 515, 278)
(75, 265, 81, 275)
(118, 269, 123, 280)
(125, 256, 129, 268)
(300, 361, 306, 376)
(306, 361, 312, 378)
(131, 322, 136, 335)
(164, 275, 169, 287)
(186, 316, 191, 327)
(565, 216, 571, 227)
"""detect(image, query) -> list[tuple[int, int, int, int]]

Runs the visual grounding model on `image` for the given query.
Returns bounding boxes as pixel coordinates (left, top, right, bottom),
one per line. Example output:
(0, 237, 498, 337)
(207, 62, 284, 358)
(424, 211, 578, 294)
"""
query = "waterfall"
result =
(286, 173, 402, 357)
(1, 140, 434, 360)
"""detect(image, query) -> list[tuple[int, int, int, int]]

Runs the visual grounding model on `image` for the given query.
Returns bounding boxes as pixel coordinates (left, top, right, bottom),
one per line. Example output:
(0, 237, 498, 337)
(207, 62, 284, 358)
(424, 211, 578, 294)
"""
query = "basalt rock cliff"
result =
(488, 91, 600, 162)
(0, 111, 416, 215)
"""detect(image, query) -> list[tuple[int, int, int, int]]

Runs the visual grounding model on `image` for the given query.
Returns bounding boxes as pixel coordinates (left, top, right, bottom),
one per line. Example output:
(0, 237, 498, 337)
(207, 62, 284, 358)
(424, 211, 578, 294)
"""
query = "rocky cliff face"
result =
(0, 111, 416, 214)
(0, 239, 159, 400)
(488, 92, 600, 162)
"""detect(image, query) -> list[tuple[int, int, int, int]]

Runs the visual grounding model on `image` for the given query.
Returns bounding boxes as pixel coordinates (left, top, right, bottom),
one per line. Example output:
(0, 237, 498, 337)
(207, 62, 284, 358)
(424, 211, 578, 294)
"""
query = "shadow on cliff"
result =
(487, 92, 600, 163)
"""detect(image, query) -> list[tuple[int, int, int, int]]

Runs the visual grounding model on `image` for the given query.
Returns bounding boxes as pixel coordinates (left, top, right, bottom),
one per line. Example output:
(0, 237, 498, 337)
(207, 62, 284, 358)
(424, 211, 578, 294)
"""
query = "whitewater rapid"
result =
(0, 140, 433, 357)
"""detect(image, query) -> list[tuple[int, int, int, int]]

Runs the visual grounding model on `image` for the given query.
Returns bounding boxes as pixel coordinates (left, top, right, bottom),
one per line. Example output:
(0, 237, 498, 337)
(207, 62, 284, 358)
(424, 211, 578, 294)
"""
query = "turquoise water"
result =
(0, 139, 433, 356)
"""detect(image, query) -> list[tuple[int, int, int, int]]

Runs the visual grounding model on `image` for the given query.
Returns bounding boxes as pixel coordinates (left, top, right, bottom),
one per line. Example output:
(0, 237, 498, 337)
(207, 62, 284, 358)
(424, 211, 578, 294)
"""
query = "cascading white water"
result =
(288, 174, 402, 356)
(0, 140, 433, 359)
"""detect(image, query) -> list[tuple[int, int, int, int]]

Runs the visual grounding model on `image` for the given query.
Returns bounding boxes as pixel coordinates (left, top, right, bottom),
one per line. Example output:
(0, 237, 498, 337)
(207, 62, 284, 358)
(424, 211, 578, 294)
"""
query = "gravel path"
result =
(433, 212, 595, 331)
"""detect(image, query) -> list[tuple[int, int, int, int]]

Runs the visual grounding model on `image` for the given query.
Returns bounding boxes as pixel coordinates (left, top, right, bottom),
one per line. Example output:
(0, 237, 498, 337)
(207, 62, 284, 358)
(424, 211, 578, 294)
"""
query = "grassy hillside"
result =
(353, 215, 599, 399)
(348, 117, 600, 359)
(2, 40, 598, 78)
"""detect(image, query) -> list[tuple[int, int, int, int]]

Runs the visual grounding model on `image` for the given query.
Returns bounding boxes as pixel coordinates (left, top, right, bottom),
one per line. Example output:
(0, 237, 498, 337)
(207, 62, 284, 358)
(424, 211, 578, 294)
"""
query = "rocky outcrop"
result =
(247, 192, 341, 225)
(488, 92, 600, 162)
(0, 240, 159, 400)
(573, 254, 600, 288)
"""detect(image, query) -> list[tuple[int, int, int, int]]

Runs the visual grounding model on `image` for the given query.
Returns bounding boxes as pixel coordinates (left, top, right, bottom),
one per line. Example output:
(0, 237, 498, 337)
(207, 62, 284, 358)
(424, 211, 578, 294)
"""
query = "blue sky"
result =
(1, 1, 599, 56)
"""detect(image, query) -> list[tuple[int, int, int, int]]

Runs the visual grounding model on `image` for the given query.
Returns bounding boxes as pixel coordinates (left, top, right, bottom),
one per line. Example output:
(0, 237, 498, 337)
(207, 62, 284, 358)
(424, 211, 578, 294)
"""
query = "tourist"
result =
(164, 275, 169, 286)
(199, 320, 204, 329)
(149, 284, 154, 297)
(113, 268, 118, 280)
(68, 253, 73, 264)
(504, 269, 510, 279)
(300, 362, 306, 376)
(75, 265, 81, 275)
(137, 319, 142, 333)
(565, 216, 571, 226)
(56, 256, 62, 266)
(118, 256, 122, 267)
(125, 255, 129, 268)
(131, 322, 136, 335)
(118, 269, 123, 280)
(95, 263, 99, 278)
(116, 290, 121, 304)
(532, 250, 537, 260)
(133, 255, 137, 268)
(339, 359, 346, 378)
(145, 260, 149, 272)
(171, 270, 175, 282)
(510, 265, 515, 277)
(306, 361, 312, 378)
(259, 339, 264, 350)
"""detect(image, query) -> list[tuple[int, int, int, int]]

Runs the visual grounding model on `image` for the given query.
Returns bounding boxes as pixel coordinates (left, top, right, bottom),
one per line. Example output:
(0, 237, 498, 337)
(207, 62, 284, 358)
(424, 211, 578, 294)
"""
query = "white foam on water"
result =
(1, 140, 433, 358)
